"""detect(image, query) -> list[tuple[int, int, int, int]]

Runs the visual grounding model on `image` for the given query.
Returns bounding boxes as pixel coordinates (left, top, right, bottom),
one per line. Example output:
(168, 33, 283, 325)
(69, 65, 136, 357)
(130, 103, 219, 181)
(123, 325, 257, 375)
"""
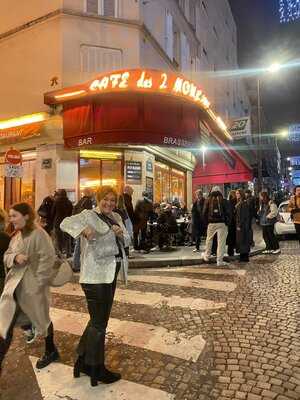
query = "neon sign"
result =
(88, 70, 210, 109)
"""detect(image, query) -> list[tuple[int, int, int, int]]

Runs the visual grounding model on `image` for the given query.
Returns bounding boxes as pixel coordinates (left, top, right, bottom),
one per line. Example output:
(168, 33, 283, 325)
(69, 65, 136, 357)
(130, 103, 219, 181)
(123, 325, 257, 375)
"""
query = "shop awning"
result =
(44, 69, 232, 149)
(193, 137, 253, 185)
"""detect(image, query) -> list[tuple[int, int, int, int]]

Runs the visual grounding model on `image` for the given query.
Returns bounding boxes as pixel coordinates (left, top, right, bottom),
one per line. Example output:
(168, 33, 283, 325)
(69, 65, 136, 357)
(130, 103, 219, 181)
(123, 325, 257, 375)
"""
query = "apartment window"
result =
(173, 24, 181, 65)
(85, 0, 118, 17)
(189, 0, 196, 29)
(165, 9, 174, 59)
(202, 1, 208, 15)
(81, 45, 122, 75)
(178, 0, 185, 12)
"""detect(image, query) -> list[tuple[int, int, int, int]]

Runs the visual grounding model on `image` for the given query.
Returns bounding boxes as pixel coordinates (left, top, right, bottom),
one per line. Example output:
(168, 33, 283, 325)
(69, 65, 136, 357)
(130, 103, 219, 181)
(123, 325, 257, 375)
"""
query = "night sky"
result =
(229, 0, 300, 155)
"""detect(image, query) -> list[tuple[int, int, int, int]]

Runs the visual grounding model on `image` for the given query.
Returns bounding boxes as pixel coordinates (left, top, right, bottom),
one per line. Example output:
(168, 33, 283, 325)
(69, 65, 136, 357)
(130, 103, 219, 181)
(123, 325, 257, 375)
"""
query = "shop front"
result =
(43, 68, 232, 207)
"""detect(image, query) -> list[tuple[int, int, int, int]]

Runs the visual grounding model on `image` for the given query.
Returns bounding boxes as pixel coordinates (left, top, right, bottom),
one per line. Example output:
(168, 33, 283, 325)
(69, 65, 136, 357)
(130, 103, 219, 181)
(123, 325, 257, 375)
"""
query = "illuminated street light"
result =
(279, 129, 289, 138)
(288, 167, 293, 171)
(287, 157, 291, 161)
(267, 63, 282, 73)
(201, 145, 207, 167)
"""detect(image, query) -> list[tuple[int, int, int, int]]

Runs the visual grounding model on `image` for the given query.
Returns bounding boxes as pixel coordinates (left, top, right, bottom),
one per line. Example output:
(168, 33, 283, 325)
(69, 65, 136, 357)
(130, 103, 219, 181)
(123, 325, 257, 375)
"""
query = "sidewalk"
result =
(129, 225, 265, 269)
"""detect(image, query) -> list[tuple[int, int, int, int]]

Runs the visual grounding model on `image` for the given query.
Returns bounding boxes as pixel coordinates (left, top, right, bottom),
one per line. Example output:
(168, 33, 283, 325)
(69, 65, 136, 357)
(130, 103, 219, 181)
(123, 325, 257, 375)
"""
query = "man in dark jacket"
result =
(123, 185, 134, 225)
(37, 194, 55, 234)
(202, 186, 231, 266)
(245, 189, 256, 247)
(157, 204, 178, 250)
(191, 190, 206, 252)
(133, 191, 153, 252)
(51, 189, 73, 256)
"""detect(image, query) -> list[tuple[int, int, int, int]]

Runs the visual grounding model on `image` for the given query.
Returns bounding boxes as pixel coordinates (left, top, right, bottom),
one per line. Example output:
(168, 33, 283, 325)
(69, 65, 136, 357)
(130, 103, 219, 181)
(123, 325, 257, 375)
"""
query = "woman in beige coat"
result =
(0, 203, 59, 376)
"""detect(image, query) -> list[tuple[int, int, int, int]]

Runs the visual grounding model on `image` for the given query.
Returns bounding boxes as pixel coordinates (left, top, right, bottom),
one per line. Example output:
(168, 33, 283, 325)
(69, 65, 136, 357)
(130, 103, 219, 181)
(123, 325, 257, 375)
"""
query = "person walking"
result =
(72, 188, 95, 272)
(288, 185, 300, 243)
(60, 186, 130, 387)
(37, 194, 55, 235)
(191, 190, 206, 253)
(235, 189, 251, 262)
(133, 191, 153, 252)
(51, 189, 73, 256)
(123, 186, 135, 227)
(0, 209, 10, 296)
(258, 192, 280, 254)
(0, 203, 59, 376)
(202, 186, 231, 267)
(245, 189, 256, 247)
(227, 190, 237, 257)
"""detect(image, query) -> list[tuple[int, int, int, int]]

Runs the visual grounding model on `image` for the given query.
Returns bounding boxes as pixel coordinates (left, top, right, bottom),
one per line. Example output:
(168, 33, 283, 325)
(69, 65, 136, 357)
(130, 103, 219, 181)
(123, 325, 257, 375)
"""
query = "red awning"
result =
(44, 69, 233, 149)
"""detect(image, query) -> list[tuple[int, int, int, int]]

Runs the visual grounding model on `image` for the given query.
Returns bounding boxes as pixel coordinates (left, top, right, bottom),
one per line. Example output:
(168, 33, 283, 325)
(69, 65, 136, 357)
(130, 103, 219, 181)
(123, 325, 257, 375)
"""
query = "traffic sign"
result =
(5, 148, 22, 165)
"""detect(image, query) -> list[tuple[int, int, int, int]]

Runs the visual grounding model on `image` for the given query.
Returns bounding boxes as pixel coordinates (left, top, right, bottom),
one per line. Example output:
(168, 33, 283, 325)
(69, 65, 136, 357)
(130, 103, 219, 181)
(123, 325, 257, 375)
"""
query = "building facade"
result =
(0, 0, 251, 209)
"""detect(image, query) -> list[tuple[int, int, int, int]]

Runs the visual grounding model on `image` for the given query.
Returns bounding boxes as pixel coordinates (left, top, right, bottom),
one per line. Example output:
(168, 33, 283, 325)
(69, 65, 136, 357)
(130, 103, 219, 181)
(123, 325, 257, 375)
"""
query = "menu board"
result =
(146, 177, 153, 201)
(126, 161, 142, 184)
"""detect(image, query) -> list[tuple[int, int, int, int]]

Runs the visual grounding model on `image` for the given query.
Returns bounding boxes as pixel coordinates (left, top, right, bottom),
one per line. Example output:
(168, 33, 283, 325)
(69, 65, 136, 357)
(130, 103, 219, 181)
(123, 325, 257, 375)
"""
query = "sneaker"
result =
(193, 249, 200, 253)
(24, 326, 37, 344)
(217, 261, 229, 267)
(262, 250, 271, 254)
(36, 350, 60, 369)
(271, 249, 281, 255)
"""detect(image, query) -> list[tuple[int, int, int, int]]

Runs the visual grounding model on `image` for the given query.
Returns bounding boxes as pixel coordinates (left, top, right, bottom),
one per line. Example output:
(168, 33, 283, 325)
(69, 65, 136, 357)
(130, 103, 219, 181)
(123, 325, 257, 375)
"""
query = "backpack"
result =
(208, 195, 224, 221)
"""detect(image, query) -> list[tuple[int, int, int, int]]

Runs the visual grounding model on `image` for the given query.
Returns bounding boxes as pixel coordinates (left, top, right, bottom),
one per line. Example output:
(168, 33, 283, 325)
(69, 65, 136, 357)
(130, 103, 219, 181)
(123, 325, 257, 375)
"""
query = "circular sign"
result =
(5, 149, 22, 165)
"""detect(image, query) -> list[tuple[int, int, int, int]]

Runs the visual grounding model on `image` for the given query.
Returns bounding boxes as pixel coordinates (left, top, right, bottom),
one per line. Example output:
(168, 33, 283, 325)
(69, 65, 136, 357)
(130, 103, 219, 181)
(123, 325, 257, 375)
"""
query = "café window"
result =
(154, 162, 186, 204)
(79, 150, 123, 197)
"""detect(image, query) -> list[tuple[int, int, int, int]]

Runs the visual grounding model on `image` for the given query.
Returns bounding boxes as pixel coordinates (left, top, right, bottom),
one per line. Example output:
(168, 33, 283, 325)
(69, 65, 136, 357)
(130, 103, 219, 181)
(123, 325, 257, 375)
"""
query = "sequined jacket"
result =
(60, 208, 130, 284)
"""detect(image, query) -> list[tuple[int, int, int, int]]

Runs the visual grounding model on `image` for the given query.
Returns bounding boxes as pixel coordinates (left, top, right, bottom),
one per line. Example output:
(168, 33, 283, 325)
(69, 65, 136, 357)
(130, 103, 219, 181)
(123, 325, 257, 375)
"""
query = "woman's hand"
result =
(15, 254, 28, 267)
(111, 225, 123, 238)
(82, 227, 96, 241)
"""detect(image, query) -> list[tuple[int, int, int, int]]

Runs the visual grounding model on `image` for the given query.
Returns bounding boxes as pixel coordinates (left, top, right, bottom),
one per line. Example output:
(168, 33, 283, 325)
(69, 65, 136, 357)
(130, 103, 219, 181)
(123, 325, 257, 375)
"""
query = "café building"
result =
(0, 68, 234, 209)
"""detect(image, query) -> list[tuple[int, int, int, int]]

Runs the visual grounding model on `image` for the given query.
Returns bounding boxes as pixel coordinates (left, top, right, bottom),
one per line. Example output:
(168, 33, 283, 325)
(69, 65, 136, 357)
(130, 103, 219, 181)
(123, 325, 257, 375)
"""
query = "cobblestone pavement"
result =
(0, 241, 299, 400)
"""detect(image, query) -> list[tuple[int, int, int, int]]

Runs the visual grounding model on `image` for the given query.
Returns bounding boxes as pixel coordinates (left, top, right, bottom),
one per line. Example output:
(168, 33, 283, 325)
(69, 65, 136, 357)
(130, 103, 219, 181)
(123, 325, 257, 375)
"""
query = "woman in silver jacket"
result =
(60, 185, 130, 387)
(0, 203, 59, 377)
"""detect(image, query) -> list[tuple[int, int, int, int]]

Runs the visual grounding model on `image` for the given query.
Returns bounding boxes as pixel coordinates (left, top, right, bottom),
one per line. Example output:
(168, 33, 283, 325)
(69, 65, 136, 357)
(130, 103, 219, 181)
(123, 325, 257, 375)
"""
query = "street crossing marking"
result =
(139, 267, 247, 277)
(30, 357, 175, 400)
(128, 275, 237, 292)
(52, 284, 226, 311)
(50, 307, 206, 362)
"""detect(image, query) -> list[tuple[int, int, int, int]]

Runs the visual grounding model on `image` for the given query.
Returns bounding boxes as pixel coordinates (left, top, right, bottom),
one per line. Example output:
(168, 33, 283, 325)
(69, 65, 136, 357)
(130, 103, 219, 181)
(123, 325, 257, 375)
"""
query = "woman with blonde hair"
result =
(60, 186, 130, 387)
(0, 209, 10, 296)
(0, 203, 59, 377)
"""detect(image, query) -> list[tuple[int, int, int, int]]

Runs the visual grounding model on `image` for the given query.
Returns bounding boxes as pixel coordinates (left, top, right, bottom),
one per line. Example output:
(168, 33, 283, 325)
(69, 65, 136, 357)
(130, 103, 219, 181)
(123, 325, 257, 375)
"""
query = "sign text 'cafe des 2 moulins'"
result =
(44, 68, 232, 149)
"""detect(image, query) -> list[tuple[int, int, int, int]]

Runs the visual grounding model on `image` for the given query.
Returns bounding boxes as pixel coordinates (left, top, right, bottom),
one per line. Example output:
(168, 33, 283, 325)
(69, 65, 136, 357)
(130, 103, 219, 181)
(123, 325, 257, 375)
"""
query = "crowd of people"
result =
(0, 184, 299, 385)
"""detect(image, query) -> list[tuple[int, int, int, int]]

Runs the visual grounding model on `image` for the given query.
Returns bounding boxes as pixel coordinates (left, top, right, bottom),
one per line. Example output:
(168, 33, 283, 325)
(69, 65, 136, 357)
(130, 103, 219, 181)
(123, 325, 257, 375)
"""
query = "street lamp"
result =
(256, 63, 282, 193)
(201, 145, 207, 168)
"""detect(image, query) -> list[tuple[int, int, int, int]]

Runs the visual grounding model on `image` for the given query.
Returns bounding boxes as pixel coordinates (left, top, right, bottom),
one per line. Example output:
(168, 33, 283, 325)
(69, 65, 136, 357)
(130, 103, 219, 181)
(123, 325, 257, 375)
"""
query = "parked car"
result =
(274, 201, 296, 237)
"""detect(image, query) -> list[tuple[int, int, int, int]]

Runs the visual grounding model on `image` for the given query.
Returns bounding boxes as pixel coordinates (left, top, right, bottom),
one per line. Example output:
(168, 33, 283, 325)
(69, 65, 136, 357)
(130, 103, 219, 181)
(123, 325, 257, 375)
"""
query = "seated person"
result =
(157, 204, 178, 249)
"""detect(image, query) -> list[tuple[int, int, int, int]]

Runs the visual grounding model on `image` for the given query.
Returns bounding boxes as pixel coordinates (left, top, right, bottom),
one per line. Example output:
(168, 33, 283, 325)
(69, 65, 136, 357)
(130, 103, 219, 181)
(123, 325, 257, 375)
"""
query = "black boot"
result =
(97, 365, 121, 384)
(36, 323, 60, 369)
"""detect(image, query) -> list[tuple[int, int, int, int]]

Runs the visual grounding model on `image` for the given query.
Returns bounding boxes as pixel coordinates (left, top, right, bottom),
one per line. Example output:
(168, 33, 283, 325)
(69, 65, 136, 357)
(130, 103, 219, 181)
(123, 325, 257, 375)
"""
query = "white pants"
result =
(204, 223, 228, 263)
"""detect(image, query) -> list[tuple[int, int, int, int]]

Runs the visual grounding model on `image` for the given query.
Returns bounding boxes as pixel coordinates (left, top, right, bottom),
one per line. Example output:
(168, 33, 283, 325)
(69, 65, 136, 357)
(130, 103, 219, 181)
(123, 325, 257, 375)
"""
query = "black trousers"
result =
(294, 223, 300, 243)
(133, 227, 147, 250)
(262, 225, 279, 250)
(78, 263, 120, 367)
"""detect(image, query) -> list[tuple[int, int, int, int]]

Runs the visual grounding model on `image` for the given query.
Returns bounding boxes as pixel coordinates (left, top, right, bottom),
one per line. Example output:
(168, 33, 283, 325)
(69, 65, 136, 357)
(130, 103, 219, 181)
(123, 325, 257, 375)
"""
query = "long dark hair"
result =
(260, 192, 270, 204)
(11, 202, 36, 233)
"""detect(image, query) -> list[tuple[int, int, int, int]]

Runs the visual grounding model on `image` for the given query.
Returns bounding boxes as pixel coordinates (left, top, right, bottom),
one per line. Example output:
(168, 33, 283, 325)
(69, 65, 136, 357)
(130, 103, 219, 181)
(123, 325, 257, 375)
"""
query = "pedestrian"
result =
(60, 186, 130, 387)
(0, 209, 10, 296)
(115, 194, 133, 241)
(235, 189, 251, 262)
(191, 190, 206, 252)
(245, 189, 256, 247)
(258, 192, 280, 254)
(227, 190, 237, 257)
(288, 185, 300, 243)
(133, 191, 154, 252)
(157, 204, 178, 250)
(0, 203, 59, 377)
(202, 186, 231, 266)
(51, 189, 73, 256)
(123, 186, 135, 227)
(37, 194, 55, 235)
(72, 188, 95, 272)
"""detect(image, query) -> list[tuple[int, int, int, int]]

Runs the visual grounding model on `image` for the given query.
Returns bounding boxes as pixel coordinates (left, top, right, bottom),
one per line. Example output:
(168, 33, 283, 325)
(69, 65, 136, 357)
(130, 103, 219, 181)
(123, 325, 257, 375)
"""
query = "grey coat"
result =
(0, 227, 55, 340)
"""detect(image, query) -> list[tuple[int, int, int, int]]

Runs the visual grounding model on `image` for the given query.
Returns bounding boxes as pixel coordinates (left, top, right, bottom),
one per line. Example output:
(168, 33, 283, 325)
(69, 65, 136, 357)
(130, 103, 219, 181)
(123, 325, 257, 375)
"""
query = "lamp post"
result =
(256, 63, 282, 193)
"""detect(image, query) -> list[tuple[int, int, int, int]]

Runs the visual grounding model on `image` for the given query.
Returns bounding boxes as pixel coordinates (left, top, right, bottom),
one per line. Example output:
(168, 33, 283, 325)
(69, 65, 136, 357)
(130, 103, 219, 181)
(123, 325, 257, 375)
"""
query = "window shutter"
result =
(180, 32, 190, 71)
(86, 0, 98, 13)
(165, 10, 173, 60)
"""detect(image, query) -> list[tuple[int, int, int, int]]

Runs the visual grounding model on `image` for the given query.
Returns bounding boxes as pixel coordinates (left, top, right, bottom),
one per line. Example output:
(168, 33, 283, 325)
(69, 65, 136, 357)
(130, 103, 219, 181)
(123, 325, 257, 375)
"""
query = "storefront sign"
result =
(146, 177, 153, 201)
(126, 161, 142, 183)
(0, 122, 42, 145)
(146, 159, 153, 173)
(41, 158, 52, 169)
(229, 117, 251, 139)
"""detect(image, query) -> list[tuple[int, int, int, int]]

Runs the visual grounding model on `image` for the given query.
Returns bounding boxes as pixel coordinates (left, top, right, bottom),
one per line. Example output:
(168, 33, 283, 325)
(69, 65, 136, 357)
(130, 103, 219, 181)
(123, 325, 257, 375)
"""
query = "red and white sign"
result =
(5, 148, 22, 165)
(4, 149, 23, 178)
